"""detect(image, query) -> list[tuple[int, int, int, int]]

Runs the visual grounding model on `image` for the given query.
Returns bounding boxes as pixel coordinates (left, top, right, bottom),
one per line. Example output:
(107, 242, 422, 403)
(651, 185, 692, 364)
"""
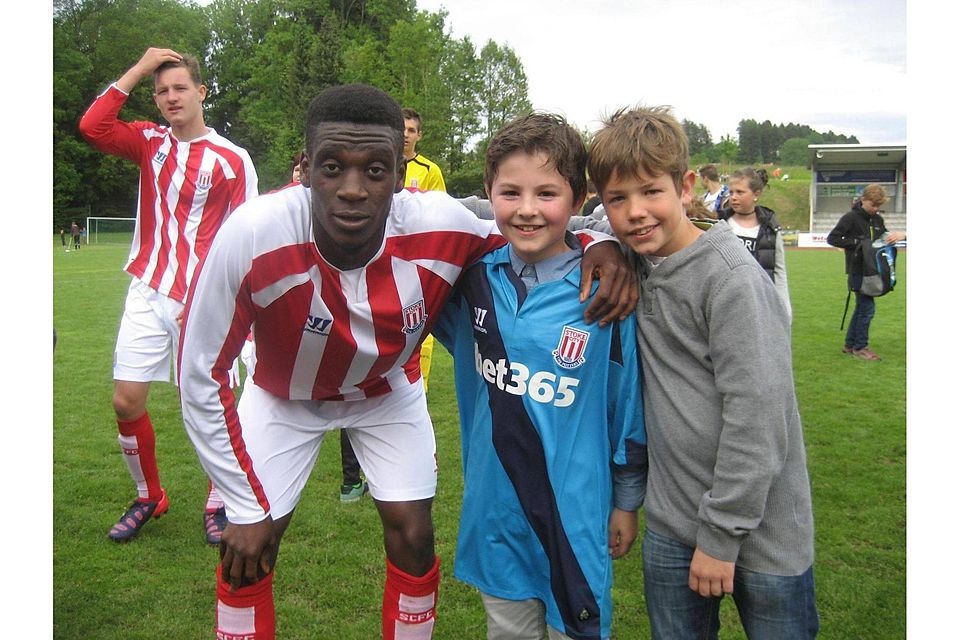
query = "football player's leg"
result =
(377, 499, 439, 640)
(348, 383, 439, 639)
(212, 383, 325, 639)
(112, 280, 175, 509)
(215, 512, 294, 640)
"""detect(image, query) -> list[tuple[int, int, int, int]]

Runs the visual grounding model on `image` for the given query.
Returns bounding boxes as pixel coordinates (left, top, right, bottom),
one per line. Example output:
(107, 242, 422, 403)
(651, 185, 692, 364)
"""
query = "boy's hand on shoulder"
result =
(607, 508, 638, 559)
(580, 242, 638, 326)
(688, 548, 735, 597)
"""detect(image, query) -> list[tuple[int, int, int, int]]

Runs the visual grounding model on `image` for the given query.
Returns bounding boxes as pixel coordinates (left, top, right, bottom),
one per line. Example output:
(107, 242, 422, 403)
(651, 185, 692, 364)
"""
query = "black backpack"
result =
(856, 238, 897, 297)
(840, 239, 898, 329)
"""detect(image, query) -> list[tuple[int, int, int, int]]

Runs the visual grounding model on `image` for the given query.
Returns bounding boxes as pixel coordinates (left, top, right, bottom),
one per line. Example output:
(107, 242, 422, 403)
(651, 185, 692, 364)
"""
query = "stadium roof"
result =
(808, 144, 906, 167)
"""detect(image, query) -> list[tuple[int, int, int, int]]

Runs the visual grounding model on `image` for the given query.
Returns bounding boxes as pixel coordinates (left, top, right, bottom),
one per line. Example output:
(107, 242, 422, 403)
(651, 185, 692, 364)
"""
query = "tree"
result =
(714, 135, 739, 165)
(441, 35, 482, 175)
(779, 137, 813, 166)
(478, 40, 532, 142)
(682, 119, 712, 157)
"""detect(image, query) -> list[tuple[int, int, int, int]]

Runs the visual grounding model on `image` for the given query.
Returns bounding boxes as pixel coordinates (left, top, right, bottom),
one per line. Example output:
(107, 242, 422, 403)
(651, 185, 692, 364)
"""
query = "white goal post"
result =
(85, 217, 137, 245)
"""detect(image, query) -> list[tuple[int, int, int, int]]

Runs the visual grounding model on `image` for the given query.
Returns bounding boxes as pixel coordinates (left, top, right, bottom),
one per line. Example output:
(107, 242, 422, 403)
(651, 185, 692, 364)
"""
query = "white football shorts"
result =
(236, 379, 437, 518)
(114, 278, 240, 386)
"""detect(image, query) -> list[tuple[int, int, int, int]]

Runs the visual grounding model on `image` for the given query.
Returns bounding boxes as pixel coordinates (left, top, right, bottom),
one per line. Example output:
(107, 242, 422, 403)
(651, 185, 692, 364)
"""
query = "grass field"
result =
(52, 241, 906, 639)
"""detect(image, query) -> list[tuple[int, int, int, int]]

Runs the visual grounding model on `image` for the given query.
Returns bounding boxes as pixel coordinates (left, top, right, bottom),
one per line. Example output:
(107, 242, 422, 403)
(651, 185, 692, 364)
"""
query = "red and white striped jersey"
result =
(79, 84, 259, 302)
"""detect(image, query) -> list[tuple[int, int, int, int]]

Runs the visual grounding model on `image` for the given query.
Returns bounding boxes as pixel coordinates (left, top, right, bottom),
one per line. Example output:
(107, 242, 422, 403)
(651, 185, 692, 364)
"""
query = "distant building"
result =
(807, 144, 906, 235)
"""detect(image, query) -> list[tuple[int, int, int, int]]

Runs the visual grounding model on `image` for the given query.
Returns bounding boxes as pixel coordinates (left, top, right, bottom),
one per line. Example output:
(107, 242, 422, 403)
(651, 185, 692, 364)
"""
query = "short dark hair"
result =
(155, 53, 202, 86)
(484, 112, 588, 204)
(305, 84, 404, 153)
(698, 164, 720, 182)
(401, 108, 422, 131)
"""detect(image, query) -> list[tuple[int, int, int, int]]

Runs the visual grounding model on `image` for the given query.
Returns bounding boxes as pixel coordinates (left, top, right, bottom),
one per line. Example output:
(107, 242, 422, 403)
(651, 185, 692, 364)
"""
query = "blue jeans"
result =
(642, 529, 819, 639)
(845, 291, 876, 350)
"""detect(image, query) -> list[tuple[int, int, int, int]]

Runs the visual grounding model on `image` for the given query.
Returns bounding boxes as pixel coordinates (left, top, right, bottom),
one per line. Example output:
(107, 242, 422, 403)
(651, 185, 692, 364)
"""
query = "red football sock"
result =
(382, 555, 440, 640)
(117, 412, 162, 501)
(216, 564, 276, 640)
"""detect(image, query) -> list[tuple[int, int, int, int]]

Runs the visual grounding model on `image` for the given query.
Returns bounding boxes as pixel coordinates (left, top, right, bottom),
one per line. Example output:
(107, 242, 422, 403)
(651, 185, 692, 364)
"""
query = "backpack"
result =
(856, 238, 897, 297)
(840, 238, 897, 330)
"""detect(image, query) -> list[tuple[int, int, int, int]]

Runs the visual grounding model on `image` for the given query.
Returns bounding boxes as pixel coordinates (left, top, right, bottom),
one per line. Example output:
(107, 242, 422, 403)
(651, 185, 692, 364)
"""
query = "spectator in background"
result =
(71, 221, 81, 250)
(827, 184, 906, 361)
(401, 108, 447, 398)
(402, 108, 446, 193)
(698, 164, 729, 214)
(718, 167, 792, 322)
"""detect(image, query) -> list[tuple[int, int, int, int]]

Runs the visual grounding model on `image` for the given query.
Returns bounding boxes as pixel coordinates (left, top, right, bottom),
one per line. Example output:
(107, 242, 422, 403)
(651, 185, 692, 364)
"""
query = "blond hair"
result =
(861, 184, 888, 205)
(588, 105, 688, 194)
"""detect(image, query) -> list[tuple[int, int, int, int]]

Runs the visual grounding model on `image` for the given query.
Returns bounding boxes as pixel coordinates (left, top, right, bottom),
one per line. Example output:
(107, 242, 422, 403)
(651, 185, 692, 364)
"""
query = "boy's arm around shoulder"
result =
(573, 229, 637, 325)
(695, 261, 796, 563)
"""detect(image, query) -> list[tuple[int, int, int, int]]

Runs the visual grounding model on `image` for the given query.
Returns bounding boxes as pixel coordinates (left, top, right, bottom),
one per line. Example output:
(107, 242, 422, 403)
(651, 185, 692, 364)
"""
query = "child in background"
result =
(589, 106, 818, 639)
(718, 166, 792, 321)
(434, 112, 647, 640)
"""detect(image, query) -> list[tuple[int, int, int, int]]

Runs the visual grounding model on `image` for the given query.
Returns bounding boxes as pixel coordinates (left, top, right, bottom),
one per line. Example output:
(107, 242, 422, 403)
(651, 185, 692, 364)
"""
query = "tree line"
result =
(53, 0, 532, 220)
(683, 118, 858, 167)
(54, 0, 860, 225)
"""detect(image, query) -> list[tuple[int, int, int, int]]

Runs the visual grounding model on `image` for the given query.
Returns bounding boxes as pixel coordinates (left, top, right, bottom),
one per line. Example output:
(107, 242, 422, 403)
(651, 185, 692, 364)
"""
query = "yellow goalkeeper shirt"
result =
(404, 153, 446, 192)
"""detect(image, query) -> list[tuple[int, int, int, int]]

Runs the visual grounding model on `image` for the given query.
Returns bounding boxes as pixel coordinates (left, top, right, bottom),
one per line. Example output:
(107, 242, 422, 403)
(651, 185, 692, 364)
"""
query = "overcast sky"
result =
(416, 0, 907, 144)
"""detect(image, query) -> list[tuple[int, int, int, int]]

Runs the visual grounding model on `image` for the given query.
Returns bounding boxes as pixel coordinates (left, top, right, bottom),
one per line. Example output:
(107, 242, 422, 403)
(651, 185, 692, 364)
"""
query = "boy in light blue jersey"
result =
(433, 113, 647, 640)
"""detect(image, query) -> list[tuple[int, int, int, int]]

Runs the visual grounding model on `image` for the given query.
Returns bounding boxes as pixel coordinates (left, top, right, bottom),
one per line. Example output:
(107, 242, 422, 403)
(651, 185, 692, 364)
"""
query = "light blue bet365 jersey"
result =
(433, 245, 646, 640)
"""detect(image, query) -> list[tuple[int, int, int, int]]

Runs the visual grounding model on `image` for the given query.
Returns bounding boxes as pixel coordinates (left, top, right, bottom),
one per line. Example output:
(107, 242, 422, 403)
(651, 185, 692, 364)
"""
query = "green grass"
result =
(53, 242, 906, 639)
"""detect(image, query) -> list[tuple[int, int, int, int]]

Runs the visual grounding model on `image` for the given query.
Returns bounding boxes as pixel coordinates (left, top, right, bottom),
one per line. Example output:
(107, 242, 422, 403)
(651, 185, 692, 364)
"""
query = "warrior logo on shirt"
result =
(152, 150, 168, 165)
(552, 326, 589, 369)
(196, 169, 213, 190)
(304, 315, 333, 335)
(473, 307, 488, 330)
(402, 300, 427, 334)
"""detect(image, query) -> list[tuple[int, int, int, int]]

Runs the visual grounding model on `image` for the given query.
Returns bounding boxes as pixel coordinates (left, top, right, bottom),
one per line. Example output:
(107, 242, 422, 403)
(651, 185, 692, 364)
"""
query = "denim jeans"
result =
(642, 529, 819, 639)
(845, 291, 876, 350)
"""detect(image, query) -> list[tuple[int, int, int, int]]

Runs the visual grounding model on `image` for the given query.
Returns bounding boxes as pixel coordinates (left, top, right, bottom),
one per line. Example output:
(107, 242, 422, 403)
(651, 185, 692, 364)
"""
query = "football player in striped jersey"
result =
(79, 47, 258, 545)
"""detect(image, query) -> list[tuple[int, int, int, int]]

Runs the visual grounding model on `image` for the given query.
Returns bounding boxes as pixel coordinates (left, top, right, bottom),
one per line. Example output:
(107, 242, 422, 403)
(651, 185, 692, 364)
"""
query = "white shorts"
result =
(236, 380, 437, 519)
(114, 278, 239, 386)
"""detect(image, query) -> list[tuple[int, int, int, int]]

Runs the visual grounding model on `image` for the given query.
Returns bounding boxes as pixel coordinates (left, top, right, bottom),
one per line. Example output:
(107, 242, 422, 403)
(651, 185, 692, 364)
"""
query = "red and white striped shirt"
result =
(79, 84, 259, 302)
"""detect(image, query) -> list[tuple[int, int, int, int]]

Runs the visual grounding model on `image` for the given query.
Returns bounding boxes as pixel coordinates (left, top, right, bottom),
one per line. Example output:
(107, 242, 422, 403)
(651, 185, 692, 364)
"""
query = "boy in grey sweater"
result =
(587, 107, 818, 639)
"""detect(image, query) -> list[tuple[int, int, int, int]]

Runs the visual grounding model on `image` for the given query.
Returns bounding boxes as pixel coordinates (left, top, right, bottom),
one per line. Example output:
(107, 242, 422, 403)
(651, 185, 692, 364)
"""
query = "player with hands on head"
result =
(178, 83, 633, 640)
(79, 46, 258, 545)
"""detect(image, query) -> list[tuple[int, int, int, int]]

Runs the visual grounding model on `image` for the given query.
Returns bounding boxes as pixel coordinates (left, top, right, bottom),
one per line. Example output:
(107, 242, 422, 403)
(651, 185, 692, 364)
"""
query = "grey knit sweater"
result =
(634, 221, 814, 575)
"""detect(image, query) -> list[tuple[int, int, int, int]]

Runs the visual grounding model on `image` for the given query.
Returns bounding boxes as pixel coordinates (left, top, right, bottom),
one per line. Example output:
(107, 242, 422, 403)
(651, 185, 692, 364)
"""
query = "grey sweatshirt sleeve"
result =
(694, 264, 795, 562)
